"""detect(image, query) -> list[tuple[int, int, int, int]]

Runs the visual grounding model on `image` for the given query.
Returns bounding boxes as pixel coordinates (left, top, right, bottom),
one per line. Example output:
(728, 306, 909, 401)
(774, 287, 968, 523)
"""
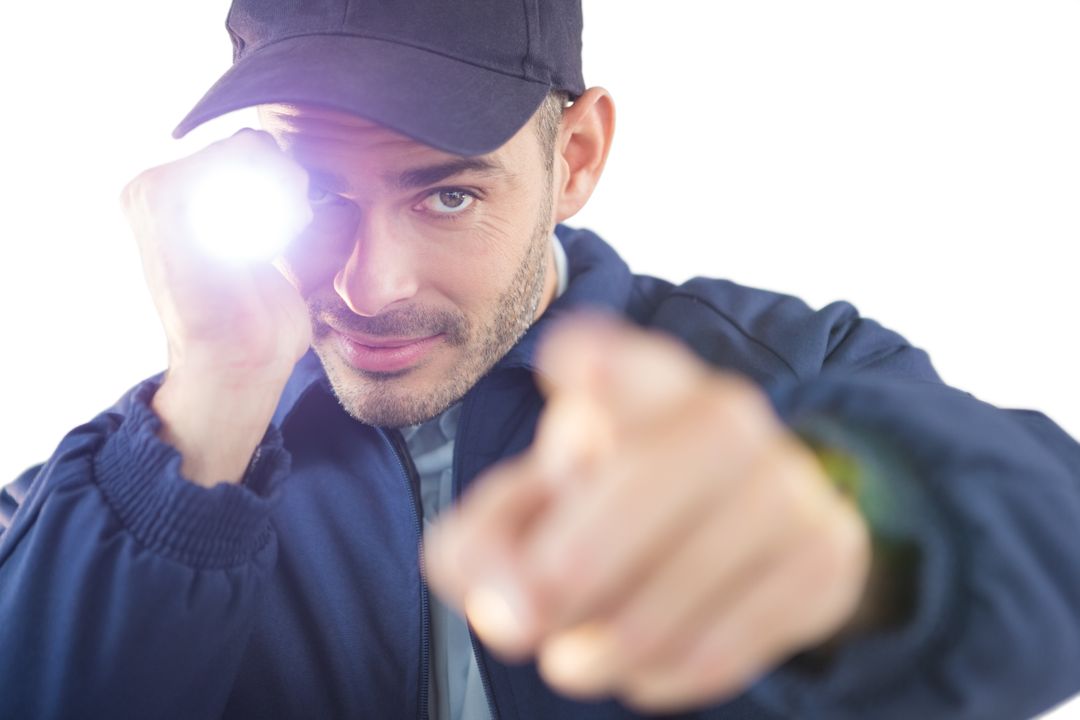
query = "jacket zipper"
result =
(451, 392, 501, 720)
(383, 427, 432, 720)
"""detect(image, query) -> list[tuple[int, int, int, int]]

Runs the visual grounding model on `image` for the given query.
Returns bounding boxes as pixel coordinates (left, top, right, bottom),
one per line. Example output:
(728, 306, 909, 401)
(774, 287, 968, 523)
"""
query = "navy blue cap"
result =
(173, 0, 586, 156)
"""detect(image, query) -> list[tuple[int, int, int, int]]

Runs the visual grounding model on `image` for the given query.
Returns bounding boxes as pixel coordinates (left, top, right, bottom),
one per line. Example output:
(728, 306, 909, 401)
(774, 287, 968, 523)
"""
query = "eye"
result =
(307, 183, 346, 207)
(418, 188, 477, 217)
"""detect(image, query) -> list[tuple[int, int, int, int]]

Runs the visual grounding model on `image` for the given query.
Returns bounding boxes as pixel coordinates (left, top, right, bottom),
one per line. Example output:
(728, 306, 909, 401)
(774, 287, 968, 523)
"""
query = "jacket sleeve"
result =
(742, 301, 1080, 719)
(0, 377, 290, 719)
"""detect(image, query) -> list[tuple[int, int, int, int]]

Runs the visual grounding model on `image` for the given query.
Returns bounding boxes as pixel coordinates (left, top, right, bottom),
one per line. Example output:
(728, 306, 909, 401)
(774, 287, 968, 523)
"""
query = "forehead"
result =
(258, 103, 533, 192)
(259, 102, 533, 162)
(260, 103, 412, 146)
(259, 103, 443, 177)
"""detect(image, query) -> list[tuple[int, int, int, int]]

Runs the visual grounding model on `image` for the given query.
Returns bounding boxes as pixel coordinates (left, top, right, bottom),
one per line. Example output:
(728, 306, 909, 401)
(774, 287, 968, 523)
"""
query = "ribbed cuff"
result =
(94, 378, 290, 569)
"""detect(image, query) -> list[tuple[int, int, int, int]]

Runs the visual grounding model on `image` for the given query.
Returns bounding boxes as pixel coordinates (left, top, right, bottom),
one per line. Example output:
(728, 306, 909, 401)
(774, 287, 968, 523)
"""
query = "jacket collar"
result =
(273, 224, 634, 430)
(490, 224, 634, 374)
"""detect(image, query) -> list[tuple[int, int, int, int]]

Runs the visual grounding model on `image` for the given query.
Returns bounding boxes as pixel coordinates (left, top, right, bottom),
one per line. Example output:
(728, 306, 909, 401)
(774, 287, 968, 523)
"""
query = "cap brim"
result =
(172, 35, 551, 156)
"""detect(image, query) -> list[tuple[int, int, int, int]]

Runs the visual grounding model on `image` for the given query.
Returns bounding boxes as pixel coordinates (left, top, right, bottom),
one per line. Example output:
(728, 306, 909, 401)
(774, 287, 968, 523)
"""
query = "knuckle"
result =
(752, 454, 803, 520)
(762, 442, 831, 525)
(212, 129, 282, 166)
(701, 375, 773, 444)
(829, 508, 871, 574)
(117, 179, 136, 209)
(805, 510, 867, 583)
(119, 168, 156, 210)
(228, 127, 274, 148)
(716, 372, 770, 414)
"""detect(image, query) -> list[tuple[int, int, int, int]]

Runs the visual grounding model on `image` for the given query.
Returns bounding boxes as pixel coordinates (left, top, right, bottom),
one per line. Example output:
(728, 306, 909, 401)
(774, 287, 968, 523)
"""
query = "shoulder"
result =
(555, 224, 931, 384)
(633, 273, 837, 383)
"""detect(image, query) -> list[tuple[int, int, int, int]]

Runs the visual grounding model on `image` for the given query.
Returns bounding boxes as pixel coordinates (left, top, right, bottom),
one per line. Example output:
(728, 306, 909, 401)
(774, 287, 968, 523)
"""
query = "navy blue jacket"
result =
(3, 225, 1079, 719)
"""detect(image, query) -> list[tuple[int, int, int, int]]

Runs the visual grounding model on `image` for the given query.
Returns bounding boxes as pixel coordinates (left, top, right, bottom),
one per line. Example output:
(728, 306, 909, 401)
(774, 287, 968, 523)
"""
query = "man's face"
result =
(259, 103, 559, 428)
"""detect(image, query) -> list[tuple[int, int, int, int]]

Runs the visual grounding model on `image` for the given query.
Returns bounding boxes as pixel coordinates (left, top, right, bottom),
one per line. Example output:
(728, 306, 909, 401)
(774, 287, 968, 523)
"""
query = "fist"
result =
(423, 312, 872, 712)
(120, 129, 313, 377)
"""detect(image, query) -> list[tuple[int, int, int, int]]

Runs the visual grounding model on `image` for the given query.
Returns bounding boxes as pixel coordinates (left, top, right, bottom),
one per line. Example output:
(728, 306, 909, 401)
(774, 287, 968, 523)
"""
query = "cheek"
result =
(428, 228, 520, 314)
(420, 236, 539, 344)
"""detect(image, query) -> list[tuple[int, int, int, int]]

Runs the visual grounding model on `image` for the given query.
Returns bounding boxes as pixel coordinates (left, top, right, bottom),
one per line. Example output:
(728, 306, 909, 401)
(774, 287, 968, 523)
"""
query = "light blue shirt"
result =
(402, 233, 567, 720)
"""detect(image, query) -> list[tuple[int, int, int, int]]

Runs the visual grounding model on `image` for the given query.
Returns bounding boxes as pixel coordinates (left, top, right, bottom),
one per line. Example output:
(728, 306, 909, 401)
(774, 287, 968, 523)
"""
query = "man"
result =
(1, 1, 1078, 718)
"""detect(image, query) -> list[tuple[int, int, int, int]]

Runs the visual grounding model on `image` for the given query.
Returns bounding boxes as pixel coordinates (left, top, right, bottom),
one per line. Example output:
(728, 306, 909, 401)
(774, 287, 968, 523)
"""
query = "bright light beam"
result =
(186, 161, 312, 263)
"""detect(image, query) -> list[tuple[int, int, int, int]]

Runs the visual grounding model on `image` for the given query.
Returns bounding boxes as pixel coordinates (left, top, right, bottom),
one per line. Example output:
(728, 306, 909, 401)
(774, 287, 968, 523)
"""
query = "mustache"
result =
(309, 295, 468, 345)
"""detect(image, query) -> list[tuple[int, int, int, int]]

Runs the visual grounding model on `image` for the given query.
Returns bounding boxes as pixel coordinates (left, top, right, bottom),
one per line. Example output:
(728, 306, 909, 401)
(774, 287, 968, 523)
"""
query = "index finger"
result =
(534, 312, 711, 434)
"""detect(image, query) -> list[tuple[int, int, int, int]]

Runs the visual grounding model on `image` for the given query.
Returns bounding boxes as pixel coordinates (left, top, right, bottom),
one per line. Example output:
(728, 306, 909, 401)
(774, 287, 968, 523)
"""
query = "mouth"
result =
(332, 328, 444, 373)
(336, 331, 438, 348)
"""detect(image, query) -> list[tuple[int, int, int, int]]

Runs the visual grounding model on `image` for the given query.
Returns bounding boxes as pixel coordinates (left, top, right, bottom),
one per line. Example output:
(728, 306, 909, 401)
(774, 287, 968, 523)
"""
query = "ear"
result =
(552, 87, 616, 223)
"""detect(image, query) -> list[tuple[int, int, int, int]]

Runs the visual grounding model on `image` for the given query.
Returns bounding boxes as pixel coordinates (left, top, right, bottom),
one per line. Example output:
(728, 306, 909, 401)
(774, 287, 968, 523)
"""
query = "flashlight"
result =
(185, 159, 312, 263)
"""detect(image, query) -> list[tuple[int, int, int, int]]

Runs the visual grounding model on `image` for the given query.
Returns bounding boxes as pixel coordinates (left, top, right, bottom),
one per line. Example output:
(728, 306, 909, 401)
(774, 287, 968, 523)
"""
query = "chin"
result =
(316, 344, 470, 428)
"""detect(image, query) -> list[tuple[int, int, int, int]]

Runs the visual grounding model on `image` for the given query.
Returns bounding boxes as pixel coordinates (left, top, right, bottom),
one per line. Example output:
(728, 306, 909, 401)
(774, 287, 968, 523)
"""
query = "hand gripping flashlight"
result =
(185, 156, 313, 264)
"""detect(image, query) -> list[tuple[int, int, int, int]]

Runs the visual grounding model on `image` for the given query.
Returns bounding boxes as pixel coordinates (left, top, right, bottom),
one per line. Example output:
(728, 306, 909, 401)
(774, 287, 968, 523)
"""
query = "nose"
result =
(333, 214, 420, 317)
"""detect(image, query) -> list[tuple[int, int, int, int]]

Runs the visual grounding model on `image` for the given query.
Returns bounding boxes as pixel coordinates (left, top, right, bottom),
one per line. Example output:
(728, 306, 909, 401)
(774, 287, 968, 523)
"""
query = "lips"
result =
(332, 328, 443, 373)
(338, 332, 435, 348)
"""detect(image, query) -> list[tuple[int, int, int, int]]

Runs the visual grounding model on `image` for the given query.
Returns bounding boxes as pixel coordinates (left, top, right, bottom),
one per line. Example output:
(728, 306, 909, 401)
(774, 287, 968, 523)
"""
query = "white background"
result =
(1, 2, 1077, 716)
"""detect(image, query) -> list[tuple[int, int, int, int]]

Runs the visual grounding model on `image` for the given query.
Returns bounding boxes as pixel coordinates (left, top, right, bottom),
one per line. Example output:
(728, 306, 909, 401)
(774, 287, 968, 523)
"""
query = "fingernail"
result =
(538, 623, 616, 695)
(465, 576, 532, 654)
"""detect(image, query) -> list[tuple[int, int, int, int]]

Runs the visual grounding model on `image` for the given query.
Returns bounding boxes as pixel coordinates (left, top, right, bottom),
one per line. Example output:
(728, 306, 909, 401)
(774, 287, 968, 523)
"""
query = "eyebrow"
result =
(391, 156, 509, 190)
(304, 156, 510, 195)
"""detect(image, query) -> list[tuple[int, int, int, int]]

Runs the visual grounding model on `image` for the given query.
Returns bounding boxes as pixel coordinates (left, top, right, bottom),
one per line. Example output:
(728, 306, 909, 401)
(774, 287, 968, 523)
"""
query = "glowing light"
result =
(185, 161, 312, 263)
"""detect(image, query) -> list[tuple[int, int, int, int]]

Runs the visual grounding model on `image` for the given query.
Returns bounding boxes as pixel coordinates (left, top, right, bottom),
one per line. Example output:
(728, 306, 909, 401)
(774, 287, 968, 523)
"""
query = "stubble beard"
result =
(310, 185, 554, 428)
